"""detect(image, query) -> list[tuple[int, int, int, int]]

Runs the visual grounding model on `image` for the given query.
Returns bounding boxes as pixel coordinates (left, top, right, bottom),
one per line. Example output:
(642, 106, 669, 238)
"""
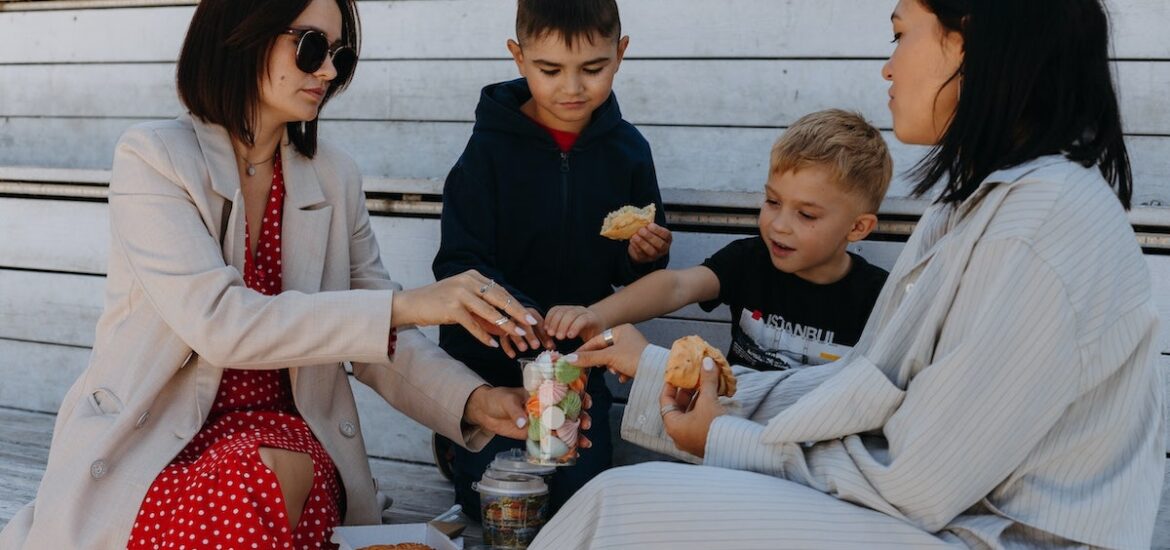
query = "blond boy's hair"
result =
(771, 109, 893, 213)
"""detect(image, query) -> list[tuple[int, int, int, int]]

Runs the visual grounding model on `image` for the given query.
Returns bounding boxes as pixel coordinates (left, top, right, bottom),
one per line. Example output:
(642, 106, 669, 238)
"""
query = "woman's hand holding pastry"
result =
(660, 356, 725, 458)
(570, 323, 647, 382)
(628, 223, 672, 264)
(391, 270, 538, 349)
(545, 305, 606, 341)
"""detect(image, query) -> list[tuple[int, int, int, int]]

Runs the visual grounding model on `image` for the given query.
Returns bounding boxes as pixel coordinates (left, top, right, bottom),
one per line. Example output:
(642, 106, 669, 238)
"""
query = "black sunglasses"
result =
(282, 28, 356, 82)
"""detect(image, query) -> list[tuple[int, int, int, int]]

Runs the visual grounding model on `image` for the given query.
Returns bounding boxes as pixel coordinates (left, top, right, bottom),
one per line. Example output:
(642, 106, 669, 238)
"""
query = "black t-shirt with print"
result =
(700, 237, 888, 371)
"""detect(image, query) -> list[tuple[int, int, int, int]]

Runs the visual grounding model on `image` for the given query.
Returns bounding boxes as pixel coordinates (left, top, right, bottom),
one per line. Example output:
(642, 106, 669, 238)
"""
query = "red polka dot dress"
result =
(129, 152, 343, 549)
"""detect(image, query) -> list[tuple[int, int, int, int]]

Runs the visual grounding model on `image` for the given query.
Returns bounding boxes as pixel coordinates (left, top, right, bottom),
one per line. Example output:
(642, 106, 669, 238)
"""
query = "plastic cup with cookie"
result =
(520, 351, 587, 466)
(472, 470, 549, 549)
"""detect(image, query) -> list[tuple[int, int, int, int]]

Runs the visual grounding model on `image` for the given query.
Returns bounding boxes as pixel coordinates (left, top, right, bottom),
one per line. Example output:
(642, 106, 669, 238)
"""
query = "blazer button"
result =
(340, 421, 357, 438)
(905, 282, 916, 294)
(90, 459, 109, 479)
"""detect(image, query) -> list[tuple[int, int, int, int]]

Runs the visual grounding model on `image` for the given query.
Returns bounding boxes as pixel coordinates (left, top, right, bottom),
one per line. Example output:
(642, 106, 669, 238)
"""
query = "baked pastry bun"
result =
(599, 204, 656, 240)
(664, 335, 736, 397)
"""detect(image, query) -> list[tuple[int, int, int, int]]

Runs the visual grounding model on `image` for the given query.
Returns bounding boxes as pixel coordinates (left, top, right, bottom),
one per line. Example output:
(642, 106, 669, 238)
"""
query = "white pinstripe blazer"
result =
(623, 156, 1165, 548)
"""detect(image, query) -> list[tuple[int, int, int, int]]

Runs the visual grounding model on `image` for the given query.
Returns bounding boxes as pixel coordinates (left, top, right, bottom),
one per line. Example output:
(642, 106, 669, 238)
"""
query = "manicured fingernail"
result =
(490, 339, 499, 348)
(564, 353, 579, 363)
(702, 357, 715, 371)
(515, 327, 527, 336)
(515, 417, 527, 428)
(526, 314, 538, 325)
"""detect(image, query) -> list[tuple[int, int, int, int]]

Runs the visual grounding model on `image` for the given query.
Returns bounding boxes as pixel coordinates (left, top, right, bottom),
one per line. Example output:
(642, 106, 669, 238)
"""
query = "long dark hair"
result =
(176, 0, 360, 158)
(912, 0, 1132, 208)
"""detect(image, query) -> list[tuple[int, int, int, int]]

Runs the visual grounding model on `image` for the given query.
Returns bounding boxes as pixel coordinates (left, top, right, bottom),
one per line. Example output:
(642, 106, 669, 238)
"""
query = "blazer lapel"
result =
(279, 139, 331, 295)
(190, 115, 247, 271)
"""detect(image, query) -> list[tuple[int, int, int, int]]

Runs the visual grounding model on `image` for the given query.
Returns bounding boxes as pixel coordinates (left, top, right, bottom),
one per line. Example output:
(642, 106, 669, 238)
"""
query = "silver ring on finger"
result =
(660, 404, 681, 417)
(479, 280, 497, 295)
(602, 328, 615, 347)
(494, 316, 510, 326)
(504, 297, 513, 308)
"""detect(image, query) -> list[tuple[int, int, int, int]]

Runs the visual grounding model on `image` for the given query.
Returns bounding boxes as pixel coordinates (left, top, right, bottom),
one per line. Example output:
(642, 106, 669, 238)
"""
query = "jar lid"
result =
(491, 449, 555, 476)
(473, 470, 548, 497)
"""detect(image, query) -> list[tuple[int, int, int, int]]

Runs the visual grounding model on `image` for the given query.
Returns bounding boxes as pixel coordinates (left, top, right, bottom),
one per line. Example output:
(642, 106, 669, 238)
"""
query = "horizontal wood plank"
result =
(4, 201, 1169, 355)
(4, 60, 1169, 136)
(0, 270, 104, 348)
(1, 0, 1166, 63)
(3, 117, 1170, 205)
(0, 339, 89, 414)
(1159, 356, 1170, 547)
(1164, 353, 1170, 456)
(0, 408, 53, 530)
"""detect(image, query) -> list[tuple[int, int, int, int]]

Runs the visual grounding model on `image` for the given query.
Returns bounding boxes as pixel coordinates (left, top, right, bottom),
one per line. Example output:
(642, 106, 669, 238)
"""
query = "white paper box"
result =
(331, 524, 463, 550)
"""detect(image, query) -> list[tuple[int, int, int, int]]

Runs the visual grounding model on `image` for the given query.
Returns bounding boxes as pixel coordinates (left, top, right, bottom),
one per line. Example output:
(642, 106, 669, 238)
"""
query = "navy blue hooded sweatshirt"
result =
(433, 78, 668, 388)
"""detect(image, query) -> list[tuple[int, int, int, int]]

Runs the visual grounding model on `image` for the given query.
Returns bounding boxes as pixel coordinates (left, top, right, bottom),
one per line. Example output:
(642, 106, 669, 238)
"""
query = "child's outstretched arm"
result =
(546, 265, 720, 341)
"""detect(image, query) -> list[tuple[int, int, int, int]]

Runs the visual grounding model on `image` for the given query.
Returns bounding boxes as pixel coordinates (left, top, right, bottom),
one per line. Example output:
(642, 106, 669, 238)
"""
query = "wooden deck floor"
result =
(4, 406, 1169, 548)
(0, 407, 482, 546)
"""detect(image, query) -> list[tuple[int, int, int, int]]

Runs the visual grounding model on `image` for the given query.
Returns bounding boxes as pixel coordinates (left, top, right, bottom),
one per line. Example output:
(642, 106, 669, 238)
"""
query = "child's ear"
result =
(847, 213, 879, 242)
(616, 35, 630, 64)
(507, 39, 526, 74)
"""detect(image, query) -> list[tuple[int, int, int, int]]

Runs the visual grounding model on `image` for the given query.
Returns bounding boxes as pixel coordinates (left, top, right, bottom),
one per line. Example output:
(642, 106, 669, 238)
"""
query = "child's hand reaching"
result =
(628, 223, 672, 264)
(545, 305, 606, 341)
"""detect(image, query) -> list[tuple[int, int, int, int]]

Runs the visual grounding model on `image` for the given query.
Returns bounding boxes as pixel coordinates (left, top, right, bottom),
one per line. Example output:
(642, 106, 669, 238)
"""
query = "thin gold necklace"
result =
(243, 154, 276, 177)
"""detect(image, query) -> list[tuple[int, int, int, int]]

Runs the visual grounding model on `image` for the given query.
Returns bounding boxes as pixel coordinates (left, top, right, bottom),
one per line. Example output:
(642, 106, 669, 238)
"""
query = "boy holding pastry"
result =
(432, 0, 671, 517)
(547, 109, 892, 371)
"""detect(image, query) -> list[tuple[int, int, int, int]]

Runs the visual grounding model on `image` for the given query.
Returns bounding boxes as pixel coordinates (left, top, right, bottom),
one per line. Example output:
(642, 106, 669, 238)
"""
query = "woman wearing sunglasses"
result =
(0, 0, 542, 548)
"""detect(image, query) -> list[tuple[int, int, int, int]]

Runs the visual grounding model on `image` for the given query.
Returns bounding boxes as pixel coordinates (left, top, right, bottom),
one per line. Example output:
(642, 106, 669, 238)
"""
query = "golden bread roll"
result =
(599, 204, 656, 240)
(664, 335, 736, 397)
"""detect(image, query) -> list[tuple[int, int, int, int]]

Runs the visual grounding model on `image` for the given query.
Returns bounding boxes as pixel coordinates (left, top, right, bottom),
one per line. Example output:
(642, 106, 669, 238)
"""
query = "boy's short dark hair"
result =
(516, 0, 621, 47)
(176, 0, 360, 158)
(771, 109, 893, 213)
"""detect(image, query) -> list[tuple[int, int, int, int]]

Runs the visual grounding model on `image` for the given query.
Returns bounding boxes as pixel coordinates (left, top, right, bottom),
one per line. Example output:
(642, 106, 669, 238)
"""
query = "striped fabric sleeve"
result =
(705, 416, 790, 475)
(708, 237, 1086, 533)
(620, 345, 703, 463)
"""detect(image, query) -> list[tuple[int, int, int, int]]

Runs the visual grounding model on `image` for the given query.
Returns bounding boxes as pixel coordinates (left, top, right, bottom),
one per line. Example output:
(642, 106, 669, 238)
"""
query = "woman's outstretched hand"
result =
(660, 356, 725, 458)
(570, 323, 648, 382)
(391, 270, 540, 350)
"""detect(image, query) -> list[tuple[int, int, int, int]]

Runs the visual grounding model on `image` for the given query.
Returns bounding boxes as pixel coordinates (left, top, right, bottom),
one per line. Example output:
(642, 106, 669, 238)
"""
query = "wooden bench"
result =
(2, 0, 1169, 545)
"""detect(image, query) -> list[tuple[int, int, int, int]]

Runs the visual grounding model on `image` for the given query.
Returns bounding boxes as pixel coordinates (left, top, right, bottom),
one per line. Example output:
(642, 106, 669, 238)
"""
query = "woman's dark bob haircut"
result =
(912, 0, 1132, 208)
(176, 0, 360, 158)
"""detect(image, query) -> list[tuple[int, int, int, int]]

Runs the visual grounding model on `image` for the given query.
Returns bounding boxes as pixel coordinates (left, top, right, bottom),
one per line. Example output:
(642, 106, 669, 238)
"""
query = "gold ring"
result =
(660, 404, 681, 417)
(494, 316, 510, 326)
(602, 328, 614, 347)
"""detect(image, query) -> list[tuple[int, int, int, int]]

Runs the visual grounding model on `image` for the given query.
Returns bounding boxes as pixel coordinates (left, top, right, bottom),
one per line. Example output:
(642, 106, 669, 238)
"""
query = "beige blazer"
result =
(0, 115, 492, 549)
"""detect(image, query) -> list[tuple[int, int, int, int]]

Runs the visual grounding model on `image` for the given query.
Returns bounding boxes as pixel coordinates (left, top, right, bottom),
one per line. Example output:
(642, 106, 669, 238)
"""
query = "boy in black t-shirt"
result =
(546, 109, 892, 370)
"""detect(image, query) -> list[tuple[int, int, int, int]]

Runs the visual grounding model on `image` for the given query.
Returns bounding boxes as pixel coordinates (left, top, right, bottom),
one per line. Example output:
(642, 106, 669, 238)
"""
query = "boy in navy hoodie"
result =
(432, 0, 671, 518)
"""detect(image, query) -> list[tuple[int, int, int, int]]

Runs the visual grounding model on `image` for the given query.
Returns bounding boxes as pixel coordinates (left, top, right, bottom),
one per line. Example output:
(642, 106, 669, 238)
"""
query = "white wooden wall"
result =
(0, 1, 1168, 543)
